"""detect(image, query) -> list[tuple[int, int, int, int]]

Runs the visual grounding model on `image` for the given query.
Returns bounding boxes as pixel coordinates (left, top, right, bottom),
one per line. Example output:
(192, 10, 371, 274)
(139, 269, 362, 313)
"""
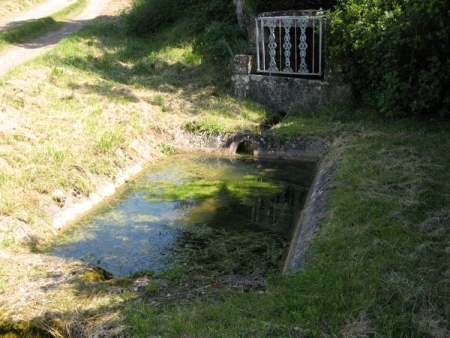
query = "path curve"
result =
(0, 0, 117, 76)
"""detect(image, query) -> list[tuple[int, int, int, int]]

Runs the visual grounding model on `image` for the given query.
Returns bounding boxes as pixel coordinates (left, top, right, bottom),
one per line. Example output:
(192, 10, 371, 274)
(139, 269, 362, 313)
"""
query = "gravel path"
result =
(0, 0, 122, 76)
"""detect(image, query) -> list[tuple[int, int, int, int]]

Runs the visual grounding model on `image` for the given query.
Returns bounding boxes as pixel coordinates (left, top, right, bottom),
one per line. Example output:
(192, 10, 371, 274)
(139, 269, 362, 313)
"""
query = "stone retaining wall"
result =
(232, 54, 351, 113)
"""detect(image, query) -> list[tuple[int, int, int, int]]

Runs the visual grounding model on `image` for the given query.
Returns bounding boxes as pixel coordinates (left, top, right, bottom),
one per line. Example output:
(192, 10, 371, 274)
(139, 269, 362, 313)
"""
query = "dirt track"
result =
(0, 0, 127, 76)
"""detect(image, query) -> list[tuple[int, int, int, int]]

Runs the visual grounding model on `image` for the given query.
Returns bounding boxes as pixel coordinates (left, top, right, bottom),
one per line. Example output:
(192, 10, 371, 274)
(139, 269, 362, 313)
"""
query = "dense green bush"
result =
(329, 0, 450, 118)
(123, 0, 213, 36)
(124, 0, 181, 36)
(193, 21, 247, 63)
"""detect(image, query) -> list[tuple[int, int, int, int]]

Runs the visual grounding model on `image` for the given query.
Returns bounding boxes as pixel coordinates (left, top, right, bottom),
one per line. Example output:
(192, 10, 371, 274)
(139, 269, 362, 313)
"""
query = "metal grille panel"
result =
(255, 13, 325, 76)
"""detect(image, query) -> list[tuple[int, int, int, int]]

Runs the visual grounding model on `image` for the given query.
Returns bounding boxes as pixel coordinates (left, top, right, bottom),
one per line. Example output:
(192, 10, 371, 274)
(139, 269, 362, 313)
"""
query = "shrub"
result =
(329, 0, 450, 118)
(193, 21, 247, 64)
(125, 0, 247, 66)
(124, 0, 182, 36)
(185, 0, 247, 64)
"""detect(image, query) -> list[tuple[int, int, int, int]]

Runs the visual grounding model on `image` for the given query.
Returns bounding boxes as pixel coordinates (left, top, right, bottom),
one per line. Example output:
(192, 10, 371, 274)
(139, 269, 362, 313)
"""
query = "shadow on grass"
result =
(0, 17, 62, 45)
(53, 19, 233, 101)
(46, 18, 274, 130)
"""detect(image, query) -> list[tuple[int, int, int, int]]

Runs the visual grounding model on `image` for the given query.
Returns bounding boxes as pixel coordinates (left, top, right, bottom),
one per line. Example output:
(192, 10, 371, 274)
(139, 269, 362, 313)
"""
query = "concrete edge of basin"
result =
(282, 140, 342, 273)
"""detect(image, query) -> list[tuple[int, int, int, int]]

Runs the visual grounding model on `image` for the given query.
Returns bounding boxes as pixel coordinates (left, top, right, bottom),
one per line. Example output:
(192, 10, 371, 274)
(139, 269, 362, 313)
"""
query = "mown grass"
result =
(0, 0, 87, 52)
(0, 3, 449, 337)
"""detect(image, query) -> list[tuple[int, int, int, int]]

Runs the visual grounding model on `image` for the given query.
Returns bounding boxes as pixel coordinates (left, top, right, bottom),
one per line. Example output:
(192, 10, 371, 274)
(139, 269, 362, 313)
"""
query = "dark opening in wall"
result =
(236, 141, 254, 155)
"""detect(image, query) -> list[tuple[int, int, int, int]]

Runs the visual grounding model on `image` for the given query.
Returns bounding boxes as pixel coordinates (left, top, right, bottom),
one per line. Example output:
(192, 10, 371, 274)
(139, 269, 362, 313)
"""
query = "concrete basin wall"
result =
(283, 143, 341, 272)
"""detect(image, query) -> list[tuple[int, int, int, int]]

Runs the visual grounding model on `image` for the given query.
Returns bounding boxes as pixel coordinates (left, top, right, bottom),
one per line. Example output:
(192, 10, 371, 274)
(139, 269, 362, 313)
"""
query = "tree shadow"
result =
(2, 16, 117, 49)
(0, 17, 57, 33)
(32, 18, 260, 124)
(49, 17, 233, 103)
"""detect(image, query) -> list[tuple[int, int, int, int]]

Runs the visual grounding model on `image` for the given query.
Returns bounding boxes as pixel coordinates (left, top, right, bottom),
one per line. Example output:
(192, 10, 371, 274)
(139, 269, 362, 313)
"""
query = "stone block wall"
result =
(232, 54, 351, 113)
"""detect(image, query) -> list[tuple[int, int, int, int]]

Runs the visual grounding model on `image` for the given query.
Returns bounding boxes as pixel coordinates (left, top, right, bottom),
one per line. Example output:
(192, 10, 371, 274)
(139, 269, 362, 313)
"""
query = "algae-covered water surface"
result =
(49, 155, 315, 277)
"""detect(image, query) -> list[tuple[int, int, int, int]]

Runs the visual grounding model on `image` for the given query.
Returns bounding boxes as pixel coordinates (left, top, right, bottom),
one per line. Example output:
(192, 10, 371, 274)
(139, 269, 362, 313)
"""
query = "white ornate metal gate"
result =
(255, 11, 325, 76)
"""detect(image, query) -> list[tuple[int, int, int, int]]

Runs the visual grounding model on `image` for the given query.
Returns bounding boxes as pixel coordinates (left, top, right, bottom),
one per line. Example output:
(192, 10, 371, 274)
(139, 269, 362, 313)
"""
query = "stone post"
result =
(231, 54, 255, 98)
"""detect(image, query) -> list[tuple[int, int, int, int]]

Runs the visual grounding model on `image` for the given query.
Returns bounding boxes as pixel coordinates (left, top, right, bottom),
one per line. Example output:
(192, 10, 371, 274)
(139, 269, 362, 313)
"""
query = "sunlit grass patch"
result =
(0, 252, 131, 337)
(272, 103, 380, 138)
(184, 96, 270, 134)
(96, 130, 126, 153)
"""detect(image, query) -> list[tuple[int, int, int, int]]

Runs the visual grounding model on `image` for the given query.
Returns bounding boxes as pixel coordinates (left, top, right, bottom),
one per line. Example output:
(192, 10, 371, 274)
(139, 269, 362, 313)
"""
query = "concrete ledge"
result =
(173, 131, 331, 161)
(283, 140, 342, 273)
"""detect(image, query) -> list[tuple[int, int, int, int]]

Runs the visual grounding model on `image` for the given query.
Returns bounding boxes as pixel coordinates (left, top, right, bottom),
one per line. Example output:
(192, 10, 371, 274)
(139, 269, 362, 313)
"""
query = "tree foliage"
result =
(329, 0, 450, 118)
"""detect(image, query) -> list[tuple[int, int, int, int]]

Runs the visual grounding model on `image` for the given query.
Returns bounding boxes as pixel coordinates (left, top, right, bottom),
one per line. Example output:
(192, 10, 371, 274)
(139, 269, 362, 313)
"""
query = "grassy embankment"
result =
(0, 4, 449, 338)
(0, 0, 87, 53)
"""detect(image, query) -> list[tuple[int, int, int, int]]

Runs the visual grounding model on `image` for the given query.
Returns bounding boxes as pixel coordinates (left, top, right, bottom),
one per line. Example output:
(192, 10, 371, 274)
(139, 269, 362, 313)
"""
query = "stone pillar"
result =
(231, 54, 255, 98)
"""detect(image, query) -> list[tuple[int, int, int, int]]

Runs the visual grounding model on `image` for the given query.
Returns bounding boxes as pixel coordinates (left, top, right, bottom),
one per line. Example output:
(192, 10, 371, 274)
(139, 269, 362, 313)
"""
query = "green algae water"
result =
(49, 155, 315, 277)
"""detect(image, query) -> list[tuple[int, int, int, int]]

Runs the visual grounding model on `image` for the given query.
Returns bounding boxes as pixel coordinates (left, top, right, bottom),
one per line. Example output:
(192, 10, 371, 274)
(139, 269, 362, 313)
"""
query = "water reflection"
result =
(49, 155, 315, 276)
